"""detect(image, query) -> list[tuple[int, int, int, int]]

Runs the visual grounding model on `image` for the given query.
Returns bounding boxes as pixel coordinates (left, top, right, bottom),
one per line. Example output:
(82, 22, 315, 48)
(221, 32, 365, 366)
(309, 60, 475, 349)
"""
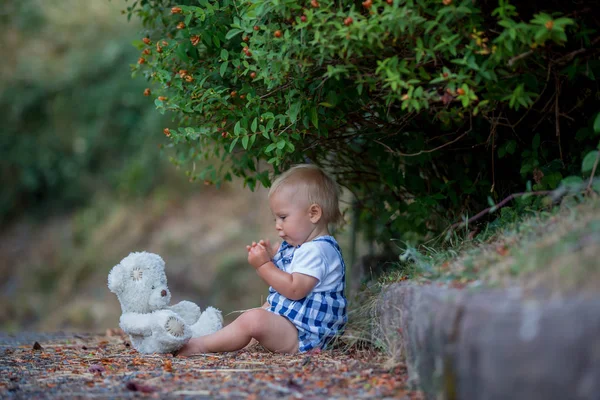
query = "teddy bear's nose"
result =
(161, 290, 167, 297)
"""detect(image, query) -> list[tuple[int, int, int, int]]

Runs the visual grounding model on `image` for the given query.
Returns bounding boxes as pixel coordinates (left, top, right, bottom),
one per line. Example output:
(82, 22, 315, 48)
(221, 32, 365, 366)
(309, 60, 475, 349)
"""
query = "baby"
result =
(177, 164, 347, 355)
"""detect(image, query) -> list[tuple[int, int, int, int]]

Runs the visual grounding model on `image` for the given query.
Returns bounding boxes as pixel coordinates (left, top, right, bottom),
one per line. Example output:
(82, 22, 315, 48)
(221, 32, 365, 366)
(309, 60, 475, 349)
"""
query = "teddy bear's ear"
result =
(107, 264, 124, 294)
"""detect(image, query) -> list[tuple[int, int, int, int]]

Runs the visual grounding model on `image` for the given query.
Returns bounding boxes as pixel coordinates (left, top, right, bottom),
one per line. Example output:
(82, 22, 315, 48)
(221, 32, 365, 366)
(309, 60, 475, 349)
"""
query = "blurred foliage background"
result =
(0, 0, 367, 333)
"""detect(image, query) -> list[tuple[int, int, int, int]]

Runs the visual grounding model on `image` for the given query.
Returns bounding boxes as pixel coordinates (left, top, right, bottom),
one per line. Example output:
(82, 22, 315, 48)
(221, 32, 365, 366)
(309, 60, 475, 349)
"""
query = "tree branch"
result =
(384, 114, 472, 157)
(449, 190, 553, 231)
(587, 151, 600, 192)
(507, 50, 534, 67)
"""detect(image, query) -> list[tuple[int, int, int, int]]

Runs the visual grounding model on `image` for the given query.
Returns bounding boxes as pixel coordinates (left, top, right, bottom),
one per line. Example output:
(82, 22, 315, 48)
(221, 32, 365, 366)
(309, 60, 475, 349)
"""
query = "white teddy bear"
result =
(108, 251, 223, 354)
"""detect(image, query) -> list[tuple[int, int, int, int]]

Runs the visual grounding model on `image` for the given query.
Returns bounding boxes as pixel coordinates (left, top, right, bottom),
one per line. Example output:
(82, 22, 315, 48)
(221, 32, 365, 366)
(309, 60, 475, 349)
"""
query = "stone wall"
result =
(374, 283, 600, 400)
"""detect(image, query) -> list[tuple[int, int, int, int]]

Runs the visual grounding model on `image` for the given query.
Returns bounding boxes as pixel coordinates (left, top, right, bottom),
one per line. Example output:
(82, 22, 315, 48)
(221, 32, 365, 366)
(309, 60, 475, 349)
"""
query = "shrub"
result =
(127, 0, 600, 245)
(0, 0, 169, 223)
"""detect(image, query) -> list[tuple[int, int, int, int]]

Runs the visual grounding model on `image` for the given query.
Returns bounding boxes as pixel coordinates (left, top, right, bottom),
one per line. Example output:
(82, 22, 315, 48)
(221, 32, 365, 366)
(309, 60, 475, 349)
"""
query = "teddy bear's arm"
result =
(168, 301, 202, 325)
(119, 313, 153, 336)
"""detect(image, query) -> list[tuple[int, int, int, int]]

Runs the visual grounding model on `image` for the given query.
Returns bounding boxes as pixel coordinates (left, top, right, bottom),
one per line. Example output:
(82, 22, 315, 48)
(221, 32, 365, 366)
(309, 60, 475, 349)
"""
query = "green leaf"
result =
(234, 121, 241, 135)
(242, 135, 249, 149)
(229, 137, 238, 152)
(582, 150, 599, 174)
(220, 49, 229, 61)
(251, 117, 258, 133)
(276, 140, 286, 150)
(506, 140, 517, 155)
(593, 113, 600, 134)
(532, 133, 540, 150)
(219, 61, 228, 77)
(309, 107, 318, 128)
(561, 175, 584, 189)
(175, 44, 190, 62)
(225, 28, 243, 39)
(289, 101, 301, 123)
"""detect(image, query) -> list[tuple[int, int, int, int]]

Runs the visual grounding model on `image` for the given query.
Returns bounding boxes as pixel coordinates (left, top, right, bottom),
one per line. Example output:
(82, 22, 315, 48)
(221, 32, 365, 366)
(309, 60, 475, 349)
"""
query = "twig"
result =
(587, 152, 600, 192)
(179, 367, 270, 373)
(449, 190, 552, 231)
(552, 36, 600, 65)
(260, 82, 293, 99)
(555, 75, 564, 165)
(507, 50, 534, 67)
(386, 114, 472, 157)
(490, 120, 497, 193)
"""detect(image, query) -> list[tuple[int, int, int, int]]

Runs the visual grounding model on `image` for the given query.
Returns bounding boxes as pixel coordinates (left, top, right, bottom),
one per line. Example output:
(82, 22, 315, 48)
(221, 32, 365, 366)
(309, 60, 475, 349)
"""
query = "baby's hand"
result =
(247, 243, 271, 270)
(258, 239, 280, 259)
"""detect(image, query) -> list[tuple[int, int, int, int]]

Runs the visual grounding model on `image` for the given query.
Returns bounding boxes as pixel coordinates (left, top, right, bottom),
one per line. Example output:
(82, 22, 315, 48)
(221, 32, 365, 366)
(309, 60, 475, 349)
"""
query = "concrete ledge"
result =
(374, 283, 600, 400)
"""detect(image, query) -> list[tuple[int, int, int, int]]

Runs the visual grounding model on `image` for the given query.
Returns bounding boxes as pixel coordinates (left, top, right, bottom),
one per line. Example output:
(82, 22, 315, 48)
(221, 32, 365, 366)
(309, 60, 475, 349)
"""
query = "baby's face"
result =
(269, 186, 315, 247)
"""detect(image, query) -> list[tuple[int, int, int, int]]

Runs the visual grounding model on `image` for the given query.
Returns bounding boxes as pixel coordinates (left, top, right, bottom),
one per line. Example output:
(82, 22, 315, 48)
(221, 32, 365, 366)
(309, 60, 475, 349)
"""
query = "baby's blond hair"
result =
(269, 164, 342, 225)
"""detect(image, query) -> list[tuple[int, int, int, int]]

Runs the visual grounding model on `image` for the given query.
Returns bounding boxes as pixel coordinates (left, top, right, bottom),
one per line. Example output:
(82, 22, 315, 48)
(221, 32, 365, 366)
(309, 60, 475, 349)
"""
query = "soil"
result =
(0, 331, 422, 399)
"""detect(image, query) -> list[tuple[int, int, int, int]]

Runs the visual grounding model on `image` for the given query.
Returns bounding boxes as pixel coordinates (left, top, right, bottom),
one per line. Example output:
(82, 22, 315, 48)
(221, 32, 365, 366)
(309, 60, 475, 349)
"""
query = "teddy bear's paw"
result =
(165, 316, 185, 337)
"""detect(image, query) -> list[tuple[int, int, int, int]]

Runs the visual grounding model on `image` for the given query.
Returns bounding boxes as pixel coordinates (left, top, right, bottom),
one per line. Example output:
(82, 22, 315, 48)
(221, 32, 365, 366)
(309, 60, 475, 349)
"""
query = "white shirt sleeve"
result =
(289, 242, 327, 283)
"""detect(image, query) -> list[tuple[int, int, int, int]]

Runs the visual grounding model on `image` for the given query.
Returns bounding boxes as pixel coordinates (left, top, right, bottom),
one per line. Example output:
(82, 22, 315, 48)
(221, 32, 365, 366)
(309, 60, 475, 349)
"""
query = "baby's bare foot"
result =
(176, 337, 207, 357)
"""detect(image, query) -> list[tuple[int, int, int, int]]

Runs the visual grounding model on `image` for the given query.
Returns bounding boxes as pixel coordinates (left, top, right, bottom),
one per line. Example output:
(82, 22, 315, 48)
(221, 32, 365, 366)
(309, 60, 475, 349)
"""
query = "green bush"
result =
(127, 0, 600, 245)
(0, 0, 169, 223)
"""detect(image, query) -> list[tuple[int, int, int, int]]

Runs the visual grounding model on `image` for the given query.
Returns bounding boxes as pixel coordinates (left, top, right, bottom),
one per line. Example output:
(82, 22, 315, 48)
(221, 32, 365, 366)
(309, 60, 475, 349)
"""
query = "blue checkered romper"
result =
(266, 235, 348, 352)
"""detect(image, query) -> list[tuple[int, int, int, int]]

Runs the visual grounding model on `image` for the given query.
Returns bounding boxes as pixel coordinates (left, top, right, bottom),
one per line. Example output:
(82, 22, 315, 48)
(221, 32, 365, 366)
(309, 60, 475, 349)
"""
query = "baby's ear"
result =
(107, 264, 124, 294)
(309, 203, 323, 224)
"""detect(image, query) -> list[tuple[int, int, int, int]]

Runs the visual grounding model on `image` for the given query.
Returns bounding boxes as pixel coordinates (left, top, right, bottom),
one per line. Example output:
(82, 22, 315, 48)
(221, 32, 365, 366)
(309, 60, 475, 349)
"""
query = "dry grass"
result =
(400, 195, 600, 297)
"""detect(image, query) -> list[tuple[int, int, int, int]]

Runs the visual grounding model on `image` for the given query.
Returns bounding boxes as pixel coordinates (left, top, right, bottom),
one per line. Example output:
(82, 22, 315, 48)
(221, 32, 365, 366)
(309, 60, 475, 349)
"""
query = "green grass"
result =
(377, 194, 600, 295)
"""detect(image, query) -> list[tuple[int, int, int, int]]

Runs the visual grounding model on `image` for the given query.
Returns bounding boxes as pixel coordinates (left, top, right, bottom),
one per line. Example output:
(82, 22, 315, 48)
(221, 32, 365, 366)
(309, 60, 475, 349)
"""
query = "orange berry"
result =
(171, 7, 182, 14)
(362, 0, 372, 9)
(443, 72, 449, 77)
(253, 26, 260, 31)
(143, 88, 151, 96)
(401, 94, 409, 101)
(158, 96, 167, 101)
(443, 0, 452, 4)
(301, 15, 307, 22)
(457, 88, 465, 95)
(184, 75, 194, 82)
(545, 20, 554, 30)
(178, 69, 188, 77)
(386, 0, 393, 4)
(142, 48, 151, 55)
(142, 37, 151, 45)
(243, 35, 250, 42)
(221, 131, 228, 138)
(250, 72, 257, 79)
(190, 35, 201, 46)
(344, 17, 353, 26)
(156, 43, 162, 53)
(231, 91, 237, 97)
(163, 128, 171, 137)
(245, 50, 252, 56)
(240, 94, 246, 99)
(311, 0, 319, 8)
(177, 22, 185, 29)
(137, 57, 146, 64)
(242, 46, 249, 53)
(274, 30, 282, 38)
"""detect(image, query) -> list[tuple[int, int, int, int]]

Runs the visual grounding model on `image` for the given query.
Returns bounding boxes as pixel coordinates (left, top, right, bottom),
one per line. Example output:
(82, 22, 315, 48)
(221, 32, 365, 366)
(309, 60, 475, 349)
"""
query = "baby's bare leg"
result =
(177, 308, 298, 356)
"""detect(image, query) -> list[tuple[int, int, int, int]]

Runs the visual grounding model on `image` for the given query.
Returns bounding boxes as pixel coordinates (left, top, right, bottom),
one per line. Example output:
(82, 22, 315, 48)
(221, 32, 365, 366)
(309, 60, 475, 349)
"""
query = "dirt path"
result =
(0, 332, 422, 399)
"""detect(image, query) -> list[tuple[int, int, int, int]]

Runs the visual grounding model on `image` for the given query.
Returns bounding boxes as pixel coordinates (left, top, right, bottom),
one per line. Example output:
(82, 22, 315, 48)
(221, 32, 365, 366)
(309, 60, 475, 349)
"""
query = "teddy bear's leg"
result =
(190, 306, 223, 337)
(151, 310, 192, 354)
(164, 315, 187, 338)
(168, 301, 202, 325)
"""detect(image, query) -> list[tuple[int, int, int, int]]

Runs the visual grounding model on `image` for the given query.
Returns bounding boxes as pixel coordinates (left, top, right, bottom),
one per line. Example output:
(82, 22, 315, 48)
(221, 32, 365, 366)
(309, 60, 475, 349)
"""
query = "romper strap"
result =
(312, 237, 342, 253)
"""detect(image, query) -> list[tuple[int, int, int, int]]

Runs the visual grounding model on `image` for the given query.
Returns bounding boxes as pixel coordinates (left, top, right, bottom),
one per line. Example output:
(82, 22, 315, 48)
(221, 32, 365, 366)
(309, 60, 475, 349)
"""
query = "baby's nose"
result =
(161, 290, 167, 297)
